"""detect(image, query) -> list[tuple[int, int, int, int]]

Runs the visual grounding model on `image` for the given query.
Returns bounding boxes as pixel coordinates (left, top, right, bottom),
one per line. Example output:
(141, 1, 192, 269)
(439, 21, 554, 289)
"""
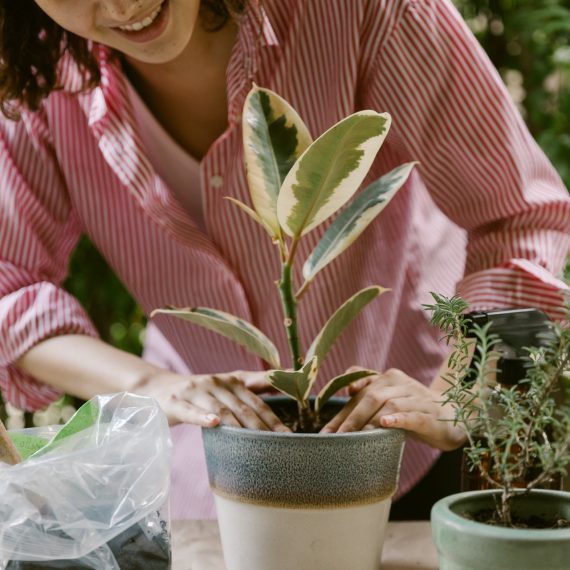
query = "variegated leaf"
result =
(242, 86, 312, 237)
(306, 286, 388, 366)
(277, 111, 391, 237)
(151, 307, 281, 369)
(225, 197, 271, 233)
(303, 162, 417, 282)
(315, 370, 377, 413)
(266, 356, 319, 403)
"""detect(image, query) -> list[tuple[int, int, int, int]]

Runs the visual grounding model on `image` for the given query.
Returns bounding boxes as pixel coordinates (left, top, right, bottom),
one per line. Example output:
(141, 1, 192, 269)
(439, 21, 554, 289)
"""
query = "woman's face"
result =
(34, 0, 201, 64)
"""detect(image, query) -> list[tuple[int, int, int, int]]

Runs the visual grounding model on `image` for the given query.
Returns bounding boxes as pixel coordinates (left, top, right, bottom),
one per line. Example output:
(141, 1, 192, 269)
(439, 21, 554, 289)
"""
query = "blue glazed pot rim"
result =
(432, 489, 570, 540)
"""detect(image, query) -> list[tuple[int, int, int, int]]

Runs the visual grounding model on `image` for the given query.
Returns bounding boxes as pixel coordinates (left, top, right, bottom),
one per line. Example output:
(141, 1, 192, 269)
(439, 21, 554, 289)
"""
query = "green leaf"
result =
(315, 370, 377, 413)
(242, 86, 313, 238)
(303, 163, 417, 282)
(9, 433, 49, 460)
(27, 400, 100, 458)
(151, 307, 281, 369)
(306, 287, 388, 366)
(277, 111, 391, 237)
(48, 401, 99, 446)
(266, 357, 319, 403)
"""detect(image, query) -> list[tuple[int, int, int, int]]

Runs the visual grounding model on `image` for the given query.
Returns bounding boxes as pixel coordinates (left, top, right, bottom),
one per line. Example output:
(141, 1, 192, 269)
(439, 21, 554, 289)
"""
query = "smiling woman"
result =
(0, 0, 568, 526)
(0, 0, 245, 118)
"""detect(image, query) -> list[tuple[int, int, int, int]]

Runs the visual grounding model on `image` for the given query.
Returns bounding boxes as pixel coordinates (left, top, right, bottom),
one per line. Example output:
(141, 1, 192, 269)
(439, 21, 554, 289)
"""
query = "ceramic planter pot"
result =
(202, 397, 406, 570)
(432, 489, 570, 570)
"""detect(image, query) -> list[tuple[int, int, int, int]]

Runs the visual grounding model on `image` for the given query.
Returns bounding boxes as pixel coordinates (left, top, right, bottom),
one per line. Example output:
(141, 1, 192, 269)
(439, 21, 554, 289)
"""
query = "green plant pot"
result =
(202, 397, 406, 570)
(431, 490, 570, 570)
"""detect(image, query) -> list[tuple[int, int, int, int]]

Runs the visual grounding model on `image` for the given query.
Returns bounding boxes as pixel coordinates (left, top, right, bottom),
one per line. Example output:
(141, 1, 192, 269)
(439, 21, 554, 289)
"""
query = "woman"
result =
(0, 0, 568, 519)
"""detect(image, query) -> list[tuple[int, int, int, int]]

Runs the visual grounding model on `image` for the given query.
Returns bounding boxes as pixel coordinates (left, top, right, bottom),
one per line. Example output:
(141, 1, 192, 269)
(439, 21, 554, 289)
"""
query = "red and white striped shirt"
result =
(1, 0, 569, 516)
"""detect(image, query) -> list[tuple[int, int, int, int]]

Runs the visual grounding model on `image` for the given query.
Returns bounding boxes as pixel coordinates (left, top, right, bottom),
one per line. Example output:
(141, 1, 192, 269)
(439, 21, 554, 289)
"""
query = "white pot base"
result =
(215, 495, 392, 570)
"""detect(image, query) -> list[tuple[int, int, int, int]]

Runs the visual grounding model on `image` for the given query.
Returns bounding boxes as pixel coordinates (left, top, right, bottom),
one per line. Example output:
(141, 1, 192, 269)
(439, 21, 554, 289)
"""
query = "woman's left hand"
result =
(320, 367, 467, 451)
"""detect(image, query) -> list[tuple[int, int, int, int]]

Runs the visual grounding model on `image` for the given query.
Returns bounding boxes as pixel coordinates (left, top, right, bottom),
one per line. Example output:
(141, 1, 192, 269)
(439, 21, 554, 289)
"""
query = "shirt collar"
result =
(244, 0, 280, 52)
(225, 0, 281, 121)
(73, 3, 281, 189)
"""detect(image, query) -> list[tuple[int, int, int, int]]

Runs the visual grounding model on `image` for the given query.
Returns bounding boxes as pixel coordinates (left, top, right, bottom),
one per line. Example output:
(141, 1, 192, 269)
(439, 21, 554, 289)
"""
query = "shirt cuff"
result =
(0, 282, 99, 411)
(456, 259, 569, 322)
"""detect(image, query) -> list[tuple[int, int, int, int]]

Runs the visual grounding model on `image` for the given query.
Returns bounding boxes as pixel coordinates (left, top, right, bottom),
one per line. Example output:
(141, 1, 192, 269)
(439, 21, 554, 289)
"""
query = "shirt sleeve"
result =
(0, 106, 99, 411)
(360, 0, 570, 320)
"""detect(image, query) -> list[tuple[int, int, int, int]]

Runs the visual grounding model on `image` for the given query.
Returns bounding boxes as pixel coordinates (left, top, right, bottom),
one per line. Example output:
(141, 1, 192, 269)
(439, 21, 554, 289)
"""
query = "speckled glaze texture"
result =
(201, 398, 406, 509)
(432, 490, 570, 570)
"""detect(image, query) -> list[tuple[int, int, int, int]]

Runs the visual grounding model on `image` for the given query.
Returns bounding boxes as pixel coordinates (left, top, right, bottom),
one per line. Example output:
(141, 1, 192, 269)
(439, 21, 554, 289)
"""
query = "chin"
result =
(113, 29, 193, 65)
(128, 41, 190, 64)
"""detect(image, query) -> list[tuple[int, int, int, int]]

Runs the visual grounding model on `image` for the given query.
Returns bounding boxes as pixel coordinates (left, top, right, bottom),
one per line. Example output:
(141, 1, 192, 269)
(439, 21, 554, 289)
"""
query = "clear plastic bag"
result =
(0, 393, 172, 569)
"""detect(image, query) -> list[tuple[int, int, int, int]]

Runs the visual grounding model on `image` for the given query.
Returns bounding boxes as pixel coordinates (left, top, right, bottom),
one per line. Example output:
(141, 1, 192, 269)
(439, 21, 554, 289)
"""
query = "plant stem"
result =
(297, 400, 313, 432)
(522, 352, 569, 470)
(279, 262, 302, 370)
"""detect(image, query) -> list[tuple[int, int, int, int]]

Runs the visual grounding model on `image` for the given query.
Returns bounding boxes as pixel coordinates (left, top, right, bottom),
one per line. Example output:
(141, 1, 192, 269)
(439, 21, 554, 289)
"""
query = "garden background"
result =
(2, 0, 570, 424)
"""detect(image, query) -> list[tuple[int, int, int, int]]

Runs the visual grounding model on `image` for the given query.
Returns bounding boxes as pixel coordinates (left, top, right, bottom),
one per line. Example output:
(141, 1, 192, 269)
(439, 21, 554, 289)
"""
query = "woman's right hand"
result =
(133, 369, 290, 432)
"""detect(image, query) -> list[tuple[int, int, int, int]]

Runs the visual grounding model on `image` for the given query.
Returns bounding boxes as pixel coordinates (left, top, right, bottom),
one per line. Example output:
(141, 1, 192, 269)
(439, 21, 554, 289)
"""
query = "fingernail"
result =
(382, 415, 395, 426)
(205, 414, 220, 424)
(321, 428, 331, 434)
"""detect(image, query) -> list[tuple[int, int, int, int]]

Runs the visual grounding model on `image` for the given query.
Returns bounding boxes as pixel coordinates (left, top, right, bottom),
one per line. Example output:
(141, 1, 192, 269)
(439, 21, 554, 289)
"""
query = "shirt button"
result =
(210, 175, 224, 189)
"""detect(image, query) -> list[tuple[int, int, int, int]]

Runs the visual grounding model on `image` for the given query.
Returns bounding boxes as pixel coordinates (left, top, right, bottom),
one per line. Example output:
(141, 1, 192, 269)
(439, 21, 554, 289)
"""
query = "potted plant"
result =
(427, 294, 570, 570)
(152, 86, 414, 570)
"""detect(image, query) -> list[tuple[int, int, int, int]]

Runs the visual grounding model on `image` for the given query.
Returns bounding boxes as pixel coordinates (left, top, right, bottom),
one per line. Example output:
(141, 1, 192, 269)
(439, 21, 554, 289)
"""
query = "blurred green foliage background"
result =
(455, 0, 570, 187)
(1, 0, 569, 422)
(63, 237, 147, 357)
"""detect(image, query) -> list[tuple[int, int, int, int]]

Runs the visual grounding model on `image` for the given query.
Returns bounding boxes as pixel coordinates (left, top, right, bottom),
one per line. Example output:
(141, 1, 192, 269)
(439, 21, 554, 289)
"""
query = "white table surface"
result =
(171, 520, 438, 570)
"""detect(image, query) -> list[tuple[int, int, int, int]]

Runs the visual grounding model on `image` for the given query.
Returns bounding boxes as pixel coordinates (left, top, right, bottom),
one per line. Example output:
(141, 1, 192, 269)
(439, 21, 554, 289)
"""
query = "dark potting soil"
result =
(462, 508, 570, 529)
(5, 519, 171, 569)
(268, 399, 343, 433)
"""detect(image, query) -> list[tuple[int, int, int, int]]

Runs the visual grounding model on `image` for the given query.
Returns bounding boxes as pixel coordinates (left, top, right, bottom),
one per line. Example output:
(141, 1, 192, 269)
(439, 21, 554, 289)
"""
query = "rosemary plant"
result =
(426, 293, 570, 527)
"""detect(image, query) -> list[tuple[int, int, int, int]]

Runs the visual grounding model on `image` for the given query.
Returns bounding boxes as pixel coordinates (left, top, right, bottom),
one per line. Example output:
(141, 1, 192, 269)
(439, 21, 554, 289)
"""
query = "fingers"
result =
(378, 410, 465, 451)
(137, 370, 290, 431)
(348, 376, 376, 396)
(165, 397, 221, 428)
(344, 366, 376, 396)
(190, 374, 290, 432)
(317, 366, 469, 450)
(322, 386, 407, 433)
(239, 372, 277, 395)
(321, 368, 435, 434)
(230, 383, 291, 432)
(379, 411, 427, 430)
(210, 384, 269, 430)
(210, 376, 289, 431)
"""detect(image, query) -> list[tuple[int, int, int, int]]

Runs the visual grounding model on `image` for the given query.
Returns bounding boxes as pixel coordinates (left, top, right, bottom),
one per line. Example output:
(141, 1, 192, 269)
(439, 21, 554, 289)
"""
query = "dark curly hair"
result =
(0, 0, 246, 119)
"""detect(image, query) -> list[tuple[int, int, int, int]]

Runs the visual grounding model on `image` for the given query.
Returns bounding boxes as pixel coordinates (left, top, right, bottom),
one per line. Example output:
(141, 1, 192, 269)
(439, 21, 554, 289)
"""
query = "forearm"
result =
(15, 334, 162, 401)
(14, 335, 289, 431)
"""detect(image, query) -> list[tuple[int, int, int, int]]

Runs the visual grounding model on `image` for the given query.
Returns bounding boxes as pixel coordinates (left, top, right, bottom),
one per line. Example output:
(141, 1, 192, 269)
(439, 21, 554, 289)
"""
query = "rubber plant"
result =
(153, 86, 416, 431)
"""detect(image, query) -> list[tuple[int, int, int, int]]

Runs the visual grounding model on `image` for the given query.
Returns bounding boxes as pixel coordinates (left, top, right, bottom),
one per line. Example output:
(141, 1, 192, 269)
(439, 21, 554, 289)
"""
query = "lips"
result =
(117, 1, 164, 32)
(111, 0, 170, 43)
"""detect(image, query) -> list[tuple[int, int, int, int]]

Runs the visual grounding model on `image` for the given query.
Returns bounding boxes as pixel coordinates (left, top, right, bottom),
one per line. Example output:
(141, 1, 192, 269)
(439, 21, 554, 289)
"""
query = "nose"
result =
(101, 0, 146, 23)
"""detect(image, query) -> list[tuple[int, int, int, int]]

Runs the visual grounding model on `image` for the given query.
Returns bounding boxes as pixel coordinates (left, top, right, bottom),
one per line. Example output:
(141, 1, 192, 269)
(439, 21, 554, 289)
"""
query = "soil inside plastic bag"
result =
(5, 518, 171, 570)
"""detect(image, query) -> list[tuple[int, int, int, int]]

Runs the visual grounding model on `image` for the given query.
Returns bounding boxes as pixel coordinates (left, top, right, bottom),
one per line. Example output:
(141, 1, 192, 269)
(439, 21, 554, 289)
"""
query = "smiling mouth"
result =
(116, 1, 164, 32)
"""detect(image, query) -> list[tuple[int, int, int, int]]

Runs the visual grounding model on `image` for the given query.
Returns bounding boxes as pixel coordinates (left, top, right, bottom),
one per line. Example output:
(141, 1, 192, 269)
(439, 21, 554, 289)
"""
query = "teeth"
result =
(118, 4, 162, 32)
